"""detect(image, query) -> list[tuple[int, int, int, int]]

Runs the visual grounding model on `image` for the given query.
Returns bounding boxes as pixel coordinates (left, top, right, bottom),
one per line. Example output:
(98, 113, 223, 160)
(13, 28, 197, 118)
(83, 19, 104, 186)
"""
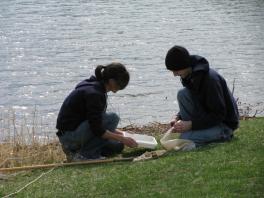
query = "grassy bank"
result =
(0, 118, 263, 197)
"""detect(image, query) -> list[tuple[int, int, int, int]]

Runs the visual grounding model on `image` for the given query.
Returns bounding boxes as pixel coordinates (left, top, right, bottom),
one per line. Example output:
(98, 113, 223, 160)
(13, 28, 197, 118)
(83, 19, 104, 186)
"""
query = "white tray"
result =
(123, 132, 158, 149)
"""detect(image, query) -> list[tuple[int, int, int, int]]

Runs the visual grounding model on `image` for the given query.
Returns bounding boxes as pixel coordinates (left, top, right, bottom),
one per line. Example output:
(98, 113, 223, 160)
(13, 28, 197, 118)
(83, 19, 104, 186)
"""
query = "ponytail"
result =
(94, 62, 130, 89)
(95, 65, 105, 80)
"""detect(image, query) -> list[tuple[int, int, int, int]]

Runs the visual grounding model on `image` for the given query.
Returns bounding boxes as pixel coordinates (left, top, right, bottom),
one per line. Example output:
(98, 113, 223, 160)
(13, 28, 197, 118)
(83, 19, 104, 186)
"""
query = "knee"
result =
(108, 112, 120, 124)
(177, 88, 190, 102)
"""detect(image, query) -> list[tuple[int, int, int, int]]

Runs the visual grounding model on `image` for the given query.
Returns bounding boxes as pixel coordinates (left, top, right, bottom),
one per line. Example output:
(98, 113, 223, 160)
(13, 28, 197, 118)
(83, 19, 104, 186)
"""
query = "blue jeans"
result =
(58, 112, 124, 158)
(177, 88, 233, 146)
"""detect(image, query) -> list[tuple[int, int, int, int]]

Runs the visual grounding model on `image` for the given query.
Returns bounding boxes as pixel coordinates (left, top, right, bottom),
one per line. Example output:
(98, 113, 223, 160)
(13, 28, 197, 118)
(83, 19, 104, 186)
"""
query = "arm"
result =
(173, 76, 226, 133)
(85, 94, 137, 147)
(172, 120, 192, 133)
(86, 94, 106, 137)
(170, 114, 181, 127)
(114, 128, 126, 135)
(102, 130, 138, 148)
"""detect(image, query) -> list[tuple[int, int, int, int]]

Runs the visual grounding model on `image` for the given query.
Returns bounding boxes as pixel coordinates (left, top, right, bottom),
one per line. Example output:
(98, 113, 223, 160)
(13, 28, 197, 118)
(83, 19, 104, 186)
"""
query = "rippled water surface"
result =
(1, 0, 264, 133)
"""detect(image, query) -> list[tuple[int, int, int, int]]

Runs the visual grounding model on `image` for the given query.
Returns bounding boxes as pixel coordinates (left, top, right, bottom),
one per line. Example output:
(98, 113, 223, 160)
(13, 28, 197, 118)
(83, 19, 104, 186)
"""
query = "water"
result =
(1, 0, 264, 134)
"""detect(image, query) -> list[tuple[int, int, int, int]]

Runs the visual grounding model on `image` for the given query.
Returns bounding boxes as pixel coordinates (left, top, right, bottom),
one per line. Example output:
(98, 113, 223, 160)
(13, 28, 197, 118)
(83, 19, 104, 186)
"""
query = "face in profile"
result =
(108, 79, 120, 93)
(172, 67, 191, 79)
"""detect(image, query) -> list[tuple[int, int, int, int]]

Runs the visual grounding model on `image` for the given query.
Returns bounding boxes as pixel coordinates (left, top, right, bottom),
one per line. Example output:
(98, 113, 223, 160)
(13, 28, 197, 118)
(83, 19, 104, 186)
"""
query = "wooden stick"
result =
(0, 157, 134, 173)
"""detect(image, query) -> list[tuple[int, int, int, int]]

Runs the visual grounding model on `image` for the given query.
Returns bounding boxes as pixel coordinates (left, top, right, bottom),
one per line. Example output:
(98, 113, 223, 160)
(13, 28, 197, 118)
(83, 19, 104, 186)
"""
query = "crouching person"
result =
(165, 45, 239, 147)
(56, 62, 137, 162)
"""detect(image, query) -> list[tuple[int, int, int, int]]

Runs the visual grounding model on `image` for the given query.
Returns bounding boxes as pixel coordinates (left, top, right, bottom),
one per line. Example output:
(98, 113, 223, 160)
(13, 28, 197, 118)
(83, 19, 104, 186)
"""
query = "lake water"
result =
(1, 0, 264, 135)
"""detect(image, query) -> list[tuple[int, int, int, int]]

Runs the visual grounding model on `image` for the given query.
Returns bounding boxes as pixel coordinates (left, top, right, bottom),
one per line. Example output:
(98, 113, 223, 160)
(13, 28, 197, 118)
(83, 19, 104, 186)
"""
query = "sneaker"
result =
(101, 141, 124, 157)
(61, 145, 75, 162)
(65, 152, 74, 162)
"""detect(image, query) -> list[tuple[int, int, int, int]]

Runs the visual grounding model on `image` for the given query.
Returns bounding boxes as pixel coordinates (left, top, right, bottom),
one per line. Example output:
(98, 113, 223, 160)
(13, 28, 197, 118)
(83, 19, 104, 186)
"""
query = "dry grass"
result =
(0, 109, 65, 169)
(122, 122, 170, 137)
(0, 100, 262, 170)
(0, 124, 168, 169)
(0, 141, 65, 168)
(0, 108, 170, 169)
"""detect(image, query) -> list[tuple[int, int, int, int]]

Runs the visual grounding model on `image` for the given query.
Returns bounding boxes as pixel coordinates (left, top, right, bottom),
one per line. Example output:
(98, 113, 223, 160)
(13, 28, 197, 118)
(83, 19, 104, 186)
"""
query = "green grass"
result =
(1, 118, 263, 198)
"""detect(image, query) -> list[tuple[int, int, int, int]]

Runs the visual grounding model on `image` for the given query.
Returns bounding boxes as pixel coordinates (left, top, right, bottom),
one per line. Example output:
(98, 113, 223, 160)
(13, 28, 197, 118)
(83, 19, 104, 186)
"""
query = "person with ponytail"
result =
(56, 62, 137, 162)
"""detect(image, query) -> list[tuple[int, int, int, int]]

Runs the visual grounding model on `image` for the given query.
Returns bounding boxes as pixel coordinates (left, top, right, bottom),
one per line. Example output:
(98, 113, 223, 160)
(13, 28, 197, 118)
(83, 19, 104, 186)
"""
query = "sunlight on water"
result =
(0, 0, 263, 133)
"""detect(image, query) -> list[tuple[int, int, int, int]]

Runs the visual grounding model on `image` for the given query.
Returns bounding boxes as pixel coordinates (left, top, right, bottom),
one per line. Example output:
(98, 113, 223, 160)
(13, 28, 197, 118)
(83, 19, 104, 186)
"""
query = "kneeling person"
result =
(56, 62, 137, 162)
(165, 46, 239, 146)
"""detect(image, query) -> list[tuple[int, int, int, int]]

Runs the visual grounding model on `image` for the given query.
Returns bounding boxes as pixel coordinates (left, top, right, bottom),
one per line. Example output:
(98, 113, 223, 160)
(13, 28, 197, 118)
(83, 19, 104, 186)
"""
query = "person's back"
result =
(181, 55, 239, 131)
(56, 76, 107, 134)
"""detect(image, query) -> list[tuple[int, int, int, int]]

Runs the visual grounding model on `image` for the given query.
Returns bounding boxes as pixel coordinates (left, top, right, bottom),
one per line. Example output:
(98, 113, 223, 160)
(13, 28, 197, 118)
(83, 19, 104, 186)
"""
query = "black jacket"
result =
(56, 76, 107, 136)
(180, 55, 239, 130)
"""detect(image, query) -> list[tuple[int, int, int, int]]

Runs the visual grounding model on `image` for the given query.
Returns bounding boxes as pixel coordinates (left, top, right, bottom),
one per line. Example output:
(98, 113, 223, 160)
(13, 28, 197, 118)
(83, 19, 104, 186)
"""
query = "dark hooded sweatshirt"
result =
(179, 55, 239, 130)
(56, 76, 107, 137)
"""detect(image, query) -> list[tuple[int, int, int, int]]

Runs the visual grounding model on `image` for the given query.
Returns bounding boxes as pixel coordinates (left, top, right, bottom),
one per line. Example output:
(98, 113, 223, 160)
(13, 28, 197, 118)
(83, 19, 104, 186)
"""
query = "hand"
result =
(172, 120, 192, 133)
(116, 129, 135, 135)
(115, 130, 124, 136)
(170, 116, 180, 127)
(121, 137, 138, 148)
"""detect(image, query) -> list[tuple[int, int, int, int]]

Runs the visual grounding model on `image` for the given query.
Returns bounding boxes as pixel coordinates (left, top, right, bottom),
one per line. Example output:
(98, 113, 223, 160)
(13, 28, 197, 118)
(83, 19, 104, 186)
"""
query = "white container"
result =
(123, 132, 158, 149)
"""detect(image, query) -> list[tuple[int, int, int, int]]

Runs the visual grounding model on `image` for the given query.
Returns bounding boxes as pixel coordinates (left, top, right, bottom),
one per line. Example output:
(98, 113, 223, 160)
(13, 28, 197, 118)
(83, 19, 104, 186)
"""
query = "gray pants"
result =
(58, 112, 124, 158)
(177, 88, 233, 146)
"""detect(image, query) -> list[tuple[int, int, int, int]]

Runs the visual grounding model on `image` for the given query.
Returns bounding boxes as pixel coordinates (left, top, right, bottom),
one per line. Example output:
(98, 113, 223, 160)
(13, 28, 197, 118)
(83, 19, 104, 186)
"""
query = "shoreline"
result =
(0, 117, 262, 170)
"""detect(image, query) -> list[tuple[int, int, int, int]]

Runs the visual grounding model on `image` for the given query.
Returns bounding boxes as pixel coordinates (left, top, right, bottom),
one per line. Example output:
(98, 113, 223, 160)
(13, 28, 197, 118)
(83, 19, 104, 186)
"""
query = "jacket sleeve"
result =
(85, 94, 106, 137)
(176, 112, 182, 119)
(191, 78, 226, 130)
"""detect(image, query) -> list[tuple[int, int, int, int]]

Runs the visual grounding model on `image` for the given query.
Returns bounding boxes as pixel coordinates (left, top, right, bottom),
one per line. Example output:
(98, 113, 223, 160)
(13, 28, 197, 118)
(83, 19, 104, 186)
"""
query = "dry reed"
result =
(0, 100, 262, 170)
(0, 108, 65, 169)
(0, 108, 169, 169)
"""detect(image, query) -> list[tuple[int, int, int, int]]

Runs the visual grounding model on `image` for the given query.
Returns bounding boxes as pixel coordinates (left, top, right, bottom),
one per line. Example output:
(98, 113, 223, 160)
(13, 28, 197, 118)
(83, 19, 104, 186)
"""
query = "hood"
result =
(75, 75, 105, 92)
(190, 55, 209, 73)
(181, 55, 209, 92)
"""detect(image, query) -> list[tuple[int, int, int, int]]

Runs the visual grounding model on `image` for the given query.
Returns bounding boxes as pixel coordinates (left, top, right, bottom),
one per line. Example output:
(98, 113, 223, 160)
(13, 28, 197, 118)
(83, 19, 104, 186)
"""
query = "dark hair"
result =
(95, 62, 130, 90)
(165, 45, 191, 71)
